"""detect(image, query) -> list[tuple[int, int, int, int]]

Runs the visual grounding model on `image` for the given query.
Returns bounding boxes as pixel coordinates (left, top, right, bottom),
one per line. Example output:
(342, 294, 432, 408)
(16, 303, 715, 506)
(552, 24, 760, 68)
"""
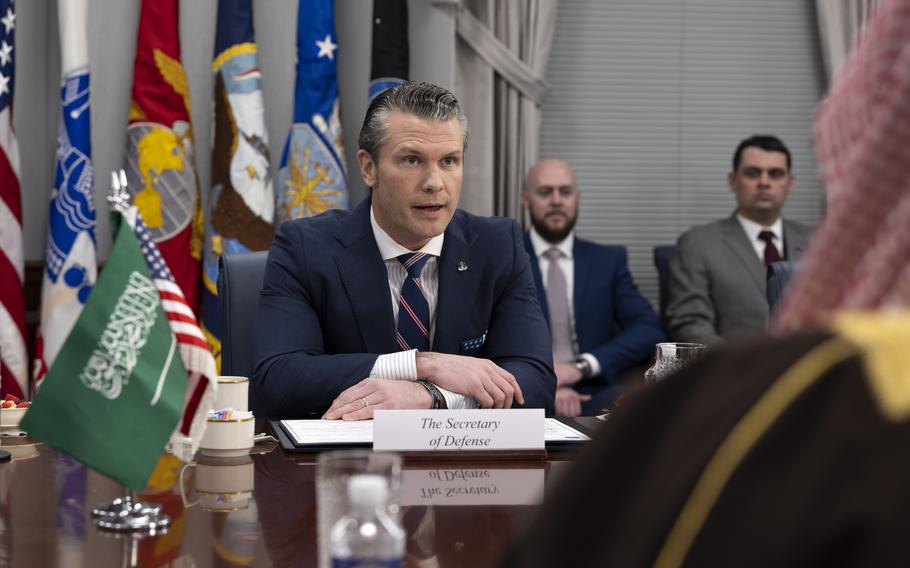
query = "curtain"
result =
(815, 0, 883, 81)
(454, 0, 556, 220)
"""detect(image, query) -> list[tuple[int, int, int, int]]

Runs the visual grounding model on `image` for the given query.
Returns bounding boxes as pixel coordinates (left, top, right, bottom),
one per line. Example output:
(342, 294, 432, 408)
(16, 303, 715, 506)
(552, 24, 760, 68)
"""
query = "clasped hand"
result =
(323, 353, 524, 420)
(416, 352, 524, 409)
(323, 378, 431, 420)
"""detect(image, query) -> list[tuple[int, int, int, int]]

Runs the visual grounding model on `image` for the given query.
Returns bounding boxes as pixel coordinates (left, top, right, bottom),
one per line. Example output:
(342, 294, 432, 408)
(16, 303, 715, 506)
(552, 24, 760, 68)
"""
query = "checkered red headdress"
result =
(775, 0, 910, 331)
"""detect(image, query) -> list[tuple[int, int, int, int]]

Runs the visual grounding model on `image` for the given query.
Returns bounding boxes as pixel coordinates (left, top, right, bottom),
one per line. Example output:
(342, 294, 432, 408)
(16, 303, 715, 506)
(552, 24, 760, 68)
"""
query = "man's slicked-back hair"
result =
(358, 81, 469, 158)
(733, 135, 792, 171)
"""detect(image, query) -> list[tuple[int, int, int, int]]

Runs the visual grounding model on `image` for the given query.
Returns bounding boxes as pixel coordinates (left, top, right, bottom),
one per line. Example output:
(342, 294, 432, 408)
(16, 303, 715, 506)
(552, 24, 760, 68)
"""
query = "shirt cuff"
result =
(580, 353, 602, 378)
(372, 351, 478, 408)
(370, 350, 419, 380)
(437, 387, 479, 410)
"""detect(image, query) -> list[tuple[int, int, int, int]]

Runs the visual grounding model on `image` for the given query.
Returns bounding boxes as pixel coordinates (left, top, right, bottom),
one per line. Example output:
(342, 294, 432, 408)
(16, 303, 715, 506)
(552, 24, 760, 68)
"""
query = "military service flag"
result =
(34, 0, 96, 390)
(123, 0, 202, 312)
(275, 0, 348, 221)
(202, 0, 275, 370)
(21, 207, 186, 490)
(369, 0, 409, 101)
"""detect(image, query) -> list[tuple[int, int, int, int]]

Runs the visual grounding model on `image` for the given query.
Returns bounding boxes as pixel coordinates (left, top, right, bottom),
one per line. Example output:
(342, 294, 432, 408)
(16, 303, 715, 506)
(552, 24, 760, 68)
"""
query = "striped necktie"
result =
(396, 252, 431, 351)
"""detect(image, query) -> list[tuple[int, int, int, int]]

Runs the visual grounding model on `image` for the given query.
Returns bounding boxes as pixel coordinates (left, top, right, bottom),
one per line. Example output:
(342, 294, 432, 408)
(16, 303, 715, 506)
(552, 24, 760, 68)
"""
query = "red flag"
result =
(0, 0, 27, 400)
(123, 0, 202, 313)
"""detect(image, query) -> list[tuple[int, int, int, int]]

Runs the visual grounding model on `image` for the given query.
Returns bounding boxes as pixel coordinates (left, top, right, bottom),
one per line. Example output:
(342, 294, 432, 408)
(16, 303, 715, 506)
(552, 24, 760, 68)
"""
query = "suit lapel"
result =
(334, 198, 398, 353)
(572, 238, 591, 323)
(783, 220, 809, 260)
(434, 214, 483, 353)
(722, 216, 766, 292)
(524, 233, 549, 322)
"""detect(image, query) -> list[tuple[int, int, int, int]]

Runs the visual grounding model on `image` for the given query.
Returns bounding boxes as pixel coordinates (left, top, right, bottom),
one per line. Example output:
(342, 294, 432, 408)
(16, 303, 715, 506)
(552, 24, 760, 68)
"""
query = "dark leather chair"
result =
(653, 245, 676, 328)
(218, 251, 268, 414)
(766, 260, 799, 315)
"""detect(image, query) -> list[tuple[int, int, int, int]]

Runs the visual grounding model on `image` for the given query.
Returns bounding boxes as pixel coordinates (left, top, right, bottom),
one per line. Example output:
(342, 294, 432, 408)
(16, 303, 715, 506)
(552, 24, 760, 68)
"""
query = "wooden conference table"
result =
(0, 420, 595, 567)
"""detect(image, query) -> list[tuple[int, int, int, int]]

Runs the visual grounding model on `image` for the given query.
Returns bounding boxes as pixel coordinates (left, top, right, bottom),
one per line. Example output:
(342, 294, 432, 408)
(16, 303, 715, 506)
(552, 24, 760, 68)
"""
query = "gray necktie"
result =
(545, 248, 574, 364)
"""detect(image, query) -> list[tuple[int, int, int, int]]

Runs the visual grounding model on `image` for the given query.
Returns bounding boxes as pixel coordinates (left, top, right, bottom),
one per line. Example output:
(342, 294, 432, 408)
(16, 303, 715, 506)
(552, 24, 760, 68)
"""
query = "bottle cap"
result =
(347, 474, 388, 508)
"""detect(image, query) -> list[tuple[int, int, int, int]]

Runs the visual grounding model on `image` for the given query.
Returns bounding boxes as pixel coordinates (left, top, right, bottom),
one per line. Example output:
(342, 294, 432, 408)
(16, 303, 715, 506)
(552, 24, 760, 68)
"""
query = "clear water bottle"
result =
(330, 474, 405, 568)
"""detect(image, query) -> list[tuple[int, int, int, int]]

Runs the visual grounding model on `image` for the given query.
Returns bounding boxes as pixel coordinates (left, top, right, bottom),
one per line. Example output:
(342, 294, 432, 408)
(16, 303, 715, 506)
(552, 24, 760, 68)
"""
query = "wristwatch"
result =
(418, 380, 446, 409)
(573, 358, 593, 379)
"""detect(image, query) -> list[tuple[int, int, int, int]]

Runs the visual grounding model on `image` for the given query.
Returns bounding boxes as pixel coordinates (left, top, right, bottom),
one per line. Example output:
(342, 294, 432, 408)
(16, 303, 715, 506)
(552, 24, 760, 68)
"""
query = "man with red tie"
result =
(666, 135, 813, 345)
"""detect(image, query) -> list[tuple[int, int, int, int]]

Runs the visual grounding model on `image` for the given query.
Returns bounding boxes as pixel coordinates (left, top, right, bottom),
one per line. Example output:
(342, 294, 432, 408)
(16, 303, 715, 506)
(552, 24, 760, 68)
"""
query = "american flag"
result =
(120, 196, 216, 458)
(0, 0, 26, 400)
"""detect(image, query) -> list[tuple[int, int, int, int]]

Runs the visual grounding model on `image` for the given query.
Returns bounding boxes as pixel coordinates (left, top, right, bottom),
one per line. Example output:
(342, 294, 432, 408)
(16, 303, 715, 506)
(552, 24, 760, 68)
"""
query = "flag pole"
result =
(89, 171, 172, 534)
(92, 488, 170, 533)
(94, 502, 164, 568)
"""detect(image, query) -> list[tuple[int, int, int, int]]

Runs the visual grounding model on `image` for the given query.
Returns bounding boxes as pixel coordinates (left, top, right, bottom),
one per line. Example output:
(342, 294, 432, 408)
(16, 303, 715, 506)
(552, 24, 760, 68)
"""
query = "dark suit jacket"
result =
(252, 197, 556, 418)
(524, 235, 664, 385)
(667, 215, 812, 345)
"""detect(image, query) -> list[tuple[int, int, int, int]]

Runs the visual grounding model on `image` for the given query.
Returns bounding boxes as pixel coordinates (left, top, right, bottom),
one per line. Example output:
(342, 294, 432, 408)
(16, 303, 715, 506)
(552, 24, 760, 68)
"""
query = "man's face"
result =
(728, 146, 794, 225)
(358, 111, 464, 250)
(523, 160, 579, 243)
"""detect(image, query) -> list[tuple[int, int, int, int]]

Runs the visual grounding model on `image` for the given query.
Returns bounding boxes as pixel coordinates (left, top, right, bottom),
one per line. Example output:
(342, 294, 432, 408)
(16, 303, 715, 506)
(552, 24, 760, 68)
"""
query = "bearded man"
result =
(522, 159, 664, 416)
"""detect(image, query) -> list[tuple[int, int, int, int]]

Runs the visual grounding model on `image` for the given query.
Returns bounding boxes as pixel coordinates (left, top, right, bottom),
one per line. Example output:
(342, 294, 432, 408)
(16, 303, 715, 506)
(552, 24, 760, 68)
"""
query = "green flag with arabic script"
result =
(22, 210, 185, 490)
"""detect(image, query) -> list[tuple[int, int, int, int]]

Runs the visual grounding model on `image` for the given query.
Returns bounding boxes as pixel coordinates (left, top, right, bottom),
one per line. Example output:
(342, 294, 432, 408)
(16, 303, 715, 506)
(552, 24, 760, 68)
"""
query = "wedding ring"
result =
(362, 397, 369, 408)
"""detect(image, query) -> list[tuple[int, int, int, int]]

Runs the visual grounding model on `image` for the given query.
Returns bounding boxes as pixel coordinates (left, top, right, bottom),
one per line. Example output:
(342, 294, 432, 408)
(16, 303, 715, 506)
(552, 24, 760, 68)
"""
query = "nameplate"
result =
(373, 409, 544, 452)
(400, 467, 545, 506)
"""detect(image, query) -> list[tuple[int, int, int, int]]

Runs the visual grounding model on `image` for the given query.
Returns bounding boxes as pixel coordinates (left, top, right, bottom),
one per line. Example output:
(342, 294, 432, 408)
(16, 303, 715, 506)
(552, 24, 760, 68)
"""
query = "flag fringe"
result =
(166, 341, 217, 462)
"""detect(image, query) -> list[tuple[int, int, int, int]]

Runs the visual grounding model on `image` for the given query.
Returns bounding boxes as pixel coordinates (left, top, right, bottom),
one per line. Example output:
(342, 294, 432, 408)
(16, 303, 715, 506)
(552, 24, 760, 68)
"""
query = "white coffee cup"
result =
(215, 376, 249, 412)
(198, 416, 254, 457)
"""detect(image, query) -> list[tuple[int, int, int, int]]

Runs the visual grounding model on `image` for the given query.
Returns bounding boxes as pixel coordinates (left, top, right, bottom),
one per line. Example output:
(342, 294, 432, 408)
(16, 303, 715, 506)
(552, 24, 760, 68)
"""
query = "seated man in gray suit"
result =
(666, 135, 813, 345)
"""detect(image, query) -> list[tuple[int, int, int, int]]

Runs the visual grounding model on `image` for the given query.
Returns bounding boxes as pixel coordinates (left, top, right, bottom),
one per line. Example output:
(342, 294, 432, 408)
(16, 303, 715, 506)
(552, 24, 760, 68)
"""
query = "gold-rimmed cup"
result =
(198, 416, 255, 457)
(214, 375, 249, 412)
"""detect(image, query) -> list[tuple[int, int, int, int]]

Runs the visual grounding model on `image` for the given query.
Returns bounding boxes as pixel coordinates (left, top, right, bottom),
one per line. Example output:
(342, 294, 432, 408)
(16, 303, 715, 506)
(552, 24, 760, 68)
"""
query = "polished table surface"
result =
(0, 425, 591, 567)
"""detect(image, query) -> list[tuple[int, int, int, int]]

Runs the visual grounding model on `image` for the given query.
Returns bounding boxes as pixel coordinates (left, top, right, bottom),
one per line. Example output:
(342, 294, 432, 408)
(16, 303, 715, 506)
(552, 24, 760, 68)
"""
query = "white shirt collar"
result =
(528, 226, 574, 259)
(736, 213, 783, 245)
(370, 206, 445, 260)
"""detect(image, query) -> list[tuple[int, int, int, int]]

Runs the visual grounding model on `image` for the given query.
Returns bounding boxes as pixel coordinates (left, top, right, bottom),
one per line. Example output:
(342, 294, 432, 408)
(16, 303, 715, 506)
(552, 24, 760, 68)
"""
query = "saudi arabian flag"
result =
(21, 210, 186, 490)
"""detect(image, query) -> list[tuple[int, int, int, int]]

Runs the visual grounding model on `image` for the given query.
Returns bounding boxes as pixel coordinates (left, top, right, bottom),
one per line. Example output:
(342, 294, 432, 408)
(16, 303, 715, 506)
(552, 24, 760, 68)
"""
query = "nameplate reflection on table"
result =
(254, 447, 556, 567)
(401, 467, 544, 506)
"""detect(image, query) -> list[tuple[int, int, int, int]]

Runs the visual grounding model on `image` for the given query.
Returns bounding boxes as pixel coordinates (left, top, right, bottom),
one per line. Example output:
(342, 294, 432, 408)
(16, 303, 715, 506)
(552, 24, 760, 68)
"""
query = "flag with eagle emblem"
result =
(201, 0, 275, 370)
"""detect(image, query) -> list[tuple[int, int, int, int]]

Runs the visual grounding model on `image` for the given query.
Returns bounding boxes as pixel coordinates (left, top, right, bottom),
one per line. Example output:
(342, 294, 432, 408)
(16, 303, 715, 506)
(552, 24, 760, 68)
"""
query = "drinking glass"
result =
(643, 342, 708, 384)
(316, 450, 402, 567)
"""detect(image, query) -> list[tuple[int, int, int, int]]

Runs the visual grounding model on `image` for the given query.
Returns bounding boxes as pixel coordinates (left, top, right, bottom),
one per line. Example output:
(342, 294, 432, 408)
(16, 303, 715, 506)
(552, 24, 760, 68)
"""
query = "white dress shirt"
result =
(527, 227, 602, 377)
(368, 207, 477, 409)
(736, 214, 784, 262)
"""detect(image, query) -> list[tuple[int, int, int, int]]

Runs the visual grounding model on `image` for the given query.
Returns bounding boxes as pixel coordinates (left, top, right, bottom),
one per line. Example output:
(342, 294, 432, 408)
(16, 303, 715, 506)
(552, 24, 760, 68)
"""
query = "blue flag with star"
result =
(275, 0, 348, 221)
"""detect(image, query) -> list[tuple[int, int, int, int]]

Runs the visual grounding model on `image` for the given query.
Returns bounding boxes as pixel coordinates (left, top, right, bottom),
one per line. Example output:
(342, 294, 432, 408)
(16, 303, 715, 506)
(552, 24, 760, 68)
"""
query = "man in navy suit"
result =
(252, 82, 555, 419)
(523, 159, 664, 416)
